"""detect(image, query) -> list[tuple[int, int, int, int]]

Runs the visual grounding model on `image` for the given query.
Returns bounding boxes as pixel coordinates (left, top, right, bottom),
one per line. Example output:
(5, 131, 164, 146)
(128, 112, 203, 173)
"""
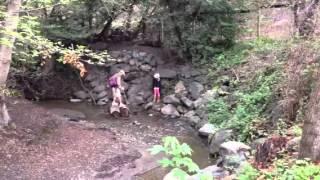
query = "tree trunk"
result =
(292, 0, 320, 37)
(0, 0, 22, 126)
(300, 73, 320, 161)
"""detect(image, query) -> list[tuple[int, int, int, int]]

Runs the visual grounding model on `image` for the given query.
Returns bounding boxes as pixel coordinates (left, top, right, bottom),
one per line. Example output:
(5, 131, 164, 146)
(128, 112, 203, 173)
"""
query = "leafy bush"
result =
(265, 159, 320, 180)
(208, 67, 280, 141)
(238, 160, 320, 180)
(237, 163, 260, 180)
(148, 136, 213, 180)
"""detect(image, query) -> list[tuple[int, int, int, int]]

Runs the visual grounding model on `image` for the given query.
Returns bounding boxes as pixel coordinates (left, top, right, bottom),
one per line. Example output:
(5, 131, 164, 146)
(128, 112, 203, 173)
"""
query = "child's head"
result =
(154, 73, 160, 79)
(119, 69, 125, 76)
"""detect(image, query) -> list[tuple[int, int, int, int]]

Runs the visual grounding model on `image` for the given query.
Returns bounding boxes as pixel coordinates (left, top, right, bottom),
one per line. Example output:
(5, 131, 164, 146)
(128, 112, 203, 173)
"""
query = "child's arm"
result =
(117, 76, 122, 89)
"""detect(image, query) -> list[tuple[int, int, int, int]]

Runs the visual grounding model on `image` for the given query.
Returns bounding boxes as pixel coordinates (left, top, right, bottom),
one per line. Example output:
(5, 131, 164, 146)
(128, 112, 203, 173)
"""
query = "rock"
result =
(51, 108, 86, 121)
(192, 165, 229, 180)
(219, 141, 251, 156)
(184, 111, 200, 126)
(193, 98, 204, 108)
(163, 169, 191, 180)
(163, 95, 181, 105)
(90, 80, 100, 88)
(202, 90, 218, 102)
(144, 102, 153, 110)
(93, 85, 105, 93)
(191, 70, 201, 77)
(287, 137, 301, 152)
(97, 91, 108, 99)
(110, 51, 122, 58)
(184, 110, 195, 117)
(199, 123, 217, 136)
(188, 82, 204, 99)
(152, 104, 162, 112)
(89, 42, 108, 51)
(129, 59, 137, 66)
(143, 91, 152, 100)
(149, 58, 157, 67)
(97, 97, 109, 106)
(157, 69, 177, 79)
(209, 129, 233, 155)
(187, 116, 201, 126)
(144, 54, 153, 63)
(129, 95, 144, 105)
(180, 96, 193, 108)
(140, 64, 152, 71)
(69, 98, 82, 103)
(175, 81, 187, 95)
(161, 104, 180, 117)
(194, 76, 208, 84)
(85, 74, 96, 81)
(73, 91, 88, 99)
(251, 138, 267, 149)
(177, 106, 188, 114)
(125, 72, 141, 81)
(139, 52, 147, 57)
(132, 51, 140, 59)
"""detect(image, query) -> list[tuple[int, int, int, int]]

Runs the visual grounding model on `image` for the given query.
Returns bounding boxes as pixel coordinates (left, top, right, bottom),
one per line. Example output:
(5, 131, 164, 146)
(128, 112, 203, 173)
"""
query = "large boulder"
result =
(219, 141, 251, 156)
(163, 169, 191, 180)
(188, 82, 204, 99)
(209, 129, 233, 155)
(129, 95, 145, 105)
(161, 104, 180, 117)
(73, 91, 88, 99)
(97, 90, 108, 99)
(175, 81, 187, 95)
(90, 80, 100, 88)
(157, 68, 177, 79)
(163, 95, 181, 105)
(140, 64, 152, 72)
(93, 85, 106, 93)
(184, 111, 201, 126)
(287, 137, 301, 152)
(218, 141, 250, 173)
(85, 74, 97, 81)
(180, 96, 193, 108)
(199, 123, 217, 137)
(97, 97, 109, 106)
(190, 165, 229, 180)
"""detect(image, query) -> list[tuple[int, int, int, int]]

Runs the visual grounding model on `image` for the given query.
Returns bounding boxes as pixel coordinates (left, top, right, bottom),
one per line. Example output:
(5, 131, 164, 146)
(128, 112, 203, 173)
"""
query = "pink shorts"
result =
(153, 87, 160, 97)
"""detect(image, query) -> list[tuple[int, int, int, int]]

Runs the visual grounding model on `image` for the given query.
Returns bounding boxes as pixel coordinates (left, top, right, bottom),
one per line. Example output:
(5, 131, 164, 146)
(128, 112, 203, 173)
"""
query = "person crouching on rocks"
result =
(153, 73, 161, 103)
(108, 70, 126, 106)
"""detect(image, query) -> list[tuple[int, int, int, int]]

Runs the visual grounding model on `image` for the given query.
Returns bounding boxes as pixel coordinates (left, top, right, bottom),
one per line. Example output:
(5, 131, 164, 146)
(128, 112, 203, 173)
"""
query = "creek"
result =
(38, 100, 214, 179)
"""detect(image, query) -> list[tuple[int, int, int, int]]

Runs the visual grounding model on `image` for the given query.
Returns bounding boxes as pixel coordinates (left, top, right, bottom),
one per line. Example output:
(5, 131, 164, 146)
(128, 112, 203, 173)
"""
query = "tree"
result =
(299, 71, 320, 161)
(0, 0, 22, 126)
(292, 0, 320, 37)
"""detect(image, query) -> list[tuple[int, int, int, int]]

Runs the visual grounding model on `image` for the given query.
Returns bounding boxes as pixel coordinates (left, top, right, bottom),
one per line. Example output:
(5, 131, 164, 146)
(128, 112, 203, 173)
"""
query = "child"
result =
(108, 70, 126, 106)
(153, 73, 161, 103)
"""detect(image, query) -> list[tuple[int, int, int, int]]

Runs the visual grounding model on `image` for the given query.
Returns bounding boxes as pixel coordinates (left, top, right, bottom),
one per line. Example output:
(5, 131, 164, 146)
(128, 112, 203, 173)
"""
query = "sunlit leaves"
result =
(148, 136, 211, 179)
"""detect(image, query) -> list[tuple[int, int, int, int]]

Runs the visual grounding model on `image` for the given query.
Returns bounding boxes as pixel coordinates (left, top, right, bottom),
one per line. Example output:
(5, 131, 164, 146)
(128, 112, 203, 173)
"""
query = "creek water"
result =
(39, 101, 213, 179)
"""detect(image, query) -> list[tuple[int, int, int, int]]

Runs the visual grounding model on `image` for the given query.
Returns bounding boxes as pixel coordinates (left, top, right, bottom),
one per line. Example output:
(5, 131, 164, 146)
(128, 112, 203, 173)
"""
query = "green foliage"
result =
(237, 163, 260, 180)
(149, 136, 213, 180)
(292, 125, 303, 137)
(264, 159, 320, 180)
(238, 160, 320, 180)
(211, 38, 284, 70)
(208, 67, 281, 141)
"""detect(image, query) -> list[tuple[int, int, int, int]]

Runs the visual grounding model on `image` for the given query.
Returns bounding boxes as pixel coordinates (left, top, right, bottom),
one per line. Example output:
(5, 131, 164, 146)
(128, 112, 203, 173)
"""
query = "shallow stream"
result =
(39, 101, 213, 179)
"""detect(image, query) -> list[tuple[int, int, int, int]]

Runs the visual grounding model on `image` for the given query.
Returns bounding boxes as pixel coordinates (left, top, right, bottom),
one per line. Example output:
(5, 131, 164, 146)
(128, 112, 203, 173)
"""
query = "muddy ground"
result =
(0, 98, 210, 180)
